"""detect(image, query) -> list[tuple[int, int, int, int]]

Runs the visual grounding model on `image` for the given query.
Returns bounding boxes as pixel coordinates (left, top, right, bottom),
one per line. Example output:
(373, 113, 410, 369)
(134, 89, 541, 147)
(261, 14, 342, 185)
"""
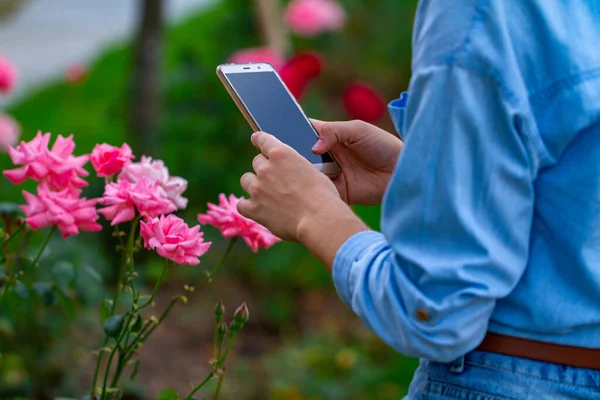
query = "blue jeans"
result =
(404, 350, 600, 399)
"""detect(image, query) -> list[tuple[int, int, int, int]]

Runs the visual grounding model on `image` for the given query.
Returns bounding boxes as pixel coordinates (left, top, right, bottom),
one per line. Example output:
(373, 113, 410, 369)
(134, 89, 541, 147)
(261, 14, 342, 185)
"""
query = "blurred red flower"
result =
(343, 82, 386, 122)
(279, 52, 324, 100)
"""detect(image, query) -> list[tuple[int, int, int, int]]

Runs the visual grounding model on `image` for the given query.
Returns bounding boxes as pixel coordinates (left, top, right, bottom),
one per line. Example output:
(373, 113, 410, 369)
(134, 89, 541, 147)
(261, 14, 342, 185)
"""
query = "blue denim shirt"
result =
(333, 0, 600, 362)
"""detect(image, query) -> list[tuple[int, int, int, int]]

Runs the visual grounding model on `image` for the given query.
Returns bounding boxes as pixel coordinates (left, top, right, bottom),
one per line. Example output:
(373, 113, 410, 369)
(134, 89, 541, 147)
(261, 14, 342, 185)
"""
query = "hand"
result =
(311, 119, 403, 205)
(237, 131, 346, 242)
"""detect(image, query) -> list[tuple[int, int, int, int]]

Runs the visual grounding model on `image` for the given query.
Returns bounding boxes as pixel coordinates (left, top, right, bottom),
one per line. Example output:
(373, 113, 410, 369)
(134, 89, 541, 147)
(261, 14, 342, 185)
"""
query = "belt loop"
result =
(448, 355, 465, 374)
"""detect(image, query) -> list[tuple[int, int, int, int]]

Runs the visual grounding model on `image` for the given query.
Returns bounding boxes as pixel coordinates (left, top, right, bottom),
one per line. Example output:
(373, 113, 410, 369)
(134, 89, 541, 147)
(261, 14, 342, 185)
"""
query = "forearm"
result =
(297, 195, 369, 271)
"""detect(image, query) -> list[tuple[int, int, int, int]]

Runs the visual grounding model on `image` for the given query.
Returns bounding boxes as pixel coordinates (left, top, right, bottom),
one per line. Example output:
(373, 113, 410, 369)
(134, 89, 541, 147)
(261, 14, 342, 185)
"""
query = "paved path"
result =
(0, 0, 215, 105)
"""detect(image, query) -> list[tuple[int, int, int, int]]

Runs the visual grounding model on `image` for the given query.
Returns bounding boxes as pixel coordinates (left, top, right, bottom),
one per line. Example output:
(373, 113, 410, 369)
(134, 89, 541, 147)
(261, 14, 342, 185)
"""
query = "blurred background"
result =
(0, 0, 419, 398)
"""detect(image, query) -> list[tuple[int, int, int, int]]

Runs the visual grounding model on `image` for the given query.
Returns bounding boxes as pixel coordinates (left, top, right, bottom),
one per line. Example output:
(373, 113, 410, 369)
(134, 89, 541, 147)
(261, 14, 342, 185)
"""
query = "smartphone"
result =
(216, 62, 342, 177)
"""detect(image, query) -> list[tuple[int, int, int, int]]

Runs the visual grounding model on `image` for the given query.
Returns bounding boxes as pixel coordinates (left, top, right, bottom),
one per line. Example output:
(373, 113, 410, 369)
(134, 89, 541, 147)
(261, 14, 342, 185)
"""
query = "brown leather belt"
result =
(476, 332, 600, 370)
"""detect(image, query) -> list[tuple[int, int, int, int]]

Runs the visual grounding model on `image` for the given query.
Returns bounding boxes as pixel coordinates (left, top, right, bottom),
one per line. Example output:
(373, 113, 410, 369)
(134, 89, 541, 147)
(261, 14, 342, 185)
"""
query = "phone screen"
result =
(225, 71, 333, 164)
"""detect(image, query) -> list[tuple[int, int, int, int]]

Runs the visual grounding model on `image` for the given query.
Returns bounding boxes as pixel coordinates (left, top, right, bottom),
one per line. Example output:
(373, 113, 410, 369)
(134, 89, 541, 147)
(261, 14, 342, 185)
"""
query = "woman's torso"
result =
(407, 0, 600, 347)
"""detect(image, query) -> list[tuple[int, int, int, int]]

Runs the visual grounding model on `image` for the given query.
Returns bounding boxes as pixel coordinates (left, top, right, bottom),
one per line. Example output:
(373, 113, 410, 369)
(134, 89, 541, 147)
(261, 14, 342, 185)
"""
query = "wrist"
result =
(297, 195, 369, 270)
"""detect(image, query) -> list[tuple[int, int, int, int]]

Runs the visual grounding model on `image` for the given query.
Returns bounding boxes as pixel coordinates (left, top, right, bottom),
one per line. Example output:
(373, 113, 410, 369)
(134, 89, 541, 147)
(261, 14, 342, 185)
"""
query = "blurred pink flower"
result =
(65, 64, 88, 84)
(119, 156, 188, 209)
(3, 132, 89, 190)
(283, 0, 346, 37)
(21, 183, 102, 238)
(197, 193, 280, 253)
(98, 178, 176, 225)
(0, 114, 20, 152)
(90, 143, 134, 177)
(228, 47, 285, 70)
(0, 55, 17, 94)
(141, 214, 212, 265)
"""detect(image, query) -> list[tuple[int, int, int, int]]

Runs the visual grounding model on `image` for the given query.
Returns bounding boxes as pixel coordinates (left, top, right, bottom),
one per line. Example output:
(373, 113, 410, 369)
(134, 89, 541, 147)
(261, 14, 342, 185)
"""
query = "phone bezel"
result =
(216, 62, 342, 178)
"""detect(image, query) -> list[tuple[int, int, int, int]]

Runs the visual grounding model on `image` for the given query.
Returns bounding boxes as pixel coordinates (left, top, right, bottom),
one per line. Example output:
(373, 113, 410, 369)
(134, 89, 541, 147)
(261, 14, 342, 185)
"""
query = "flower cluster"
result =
(198, 193, 280, 253)
(3, 132, 279, 263)
(2, 133, 100, 238)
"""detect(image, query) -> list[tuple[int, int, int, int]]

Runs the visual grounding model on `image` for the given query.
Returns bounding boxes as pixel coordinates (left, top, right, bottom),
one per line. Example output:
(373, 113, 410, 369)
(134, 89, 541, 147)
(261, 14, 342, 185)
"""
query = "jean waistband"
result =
(443, 350, 600, 388)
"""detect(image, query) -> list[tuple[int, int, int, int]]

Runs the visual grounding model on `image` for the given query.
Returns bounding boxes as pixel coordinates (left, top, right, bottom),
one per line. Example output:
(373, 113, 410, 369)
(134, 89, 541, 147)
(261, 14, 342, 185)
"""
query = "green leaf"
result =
(101, 299, 113, 325)
(103, 314, 125, 338)
(130, 313, 142, 333)
(55, 287, 76, 319)
(0, 202, 22, 216)
(156, 388, 180, 400)
(33, 281, 56, 306)
(55, 398, 79, 400)
(52, 261, 76, 287)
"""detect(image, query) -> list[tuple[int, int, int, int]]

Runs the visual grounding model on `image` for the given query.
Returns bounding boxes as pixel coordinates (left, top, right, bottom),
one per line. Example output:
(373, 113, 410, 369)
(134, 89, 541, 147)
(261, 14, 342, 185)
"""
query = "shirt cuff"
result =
(332, 230, 388, 308)
(388, 91, 409, 137)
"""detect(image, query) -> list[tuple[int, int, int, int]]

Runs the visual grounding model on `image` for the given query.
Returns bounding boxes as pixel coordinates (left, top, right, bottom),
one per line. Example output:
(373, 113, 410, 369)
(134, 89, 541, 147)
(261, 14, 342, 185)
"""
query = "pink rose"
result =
(283, 0, 346, 37)
(119, 156, 188, 210)
(90, 143, 134, 177)
(21, 183, 102, 238)
(0, 55, 17, 94)
(197, 193, 280, 253)
(0, 114, 20, 152)
(3, 132, 89, 190)
(228, 47, 286, 70)
(98, 178, 176, 225)
(141, 214, 212, 265)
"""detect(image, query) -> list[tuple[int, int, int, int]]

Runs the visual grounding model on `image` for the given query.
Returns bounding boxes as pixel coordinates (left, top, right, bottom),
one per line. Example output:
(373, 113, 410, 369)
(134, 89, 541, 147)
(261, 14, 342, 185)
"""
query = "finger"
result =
(252, 154, 268, 174)
(310, 119, 367, 154)
(251, 131, 283, 158)
(240, 172, 257, 195)
(237, 198, 255, 219)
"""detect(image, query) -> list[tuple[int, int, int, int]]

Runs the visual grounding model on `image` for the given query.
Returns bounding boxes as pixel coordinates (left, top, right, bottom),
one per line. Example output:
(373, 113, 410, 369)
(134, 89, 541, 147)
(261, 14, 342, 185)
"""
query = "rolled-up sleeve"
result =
(333, 64, 537, 362)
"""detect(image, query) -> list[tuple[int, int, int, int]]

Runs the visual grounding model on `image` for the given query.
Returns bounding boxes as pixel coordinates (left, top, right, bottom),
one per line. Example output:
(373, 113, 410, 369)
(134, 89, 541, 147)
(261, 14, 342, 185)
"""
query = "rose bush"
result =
(0, 132, 279, 399)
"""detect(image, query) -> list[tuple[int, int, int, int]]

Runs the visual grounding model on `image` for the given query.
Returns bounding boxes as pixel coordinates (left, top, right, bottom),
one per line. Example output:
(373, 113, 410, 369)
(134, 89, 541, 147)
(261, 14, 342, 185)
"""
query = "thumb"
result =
(310, 119, 363, 154)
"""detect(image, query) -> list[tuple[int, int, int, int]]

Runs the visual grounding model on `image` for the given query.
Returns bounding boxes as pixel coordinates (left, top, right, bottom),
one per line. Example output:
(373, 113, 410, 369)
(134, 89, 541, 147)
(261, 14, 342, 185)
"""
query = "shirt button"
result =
(416, 309, 430, 322)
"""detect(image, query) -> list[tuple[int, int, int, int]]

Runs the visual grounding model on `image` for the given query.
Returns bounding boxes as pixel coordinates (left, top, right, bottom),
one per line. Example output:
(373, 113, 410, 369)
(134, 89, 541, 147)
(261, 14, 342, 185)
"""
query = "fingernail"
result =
(312, 139, 324, 151)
